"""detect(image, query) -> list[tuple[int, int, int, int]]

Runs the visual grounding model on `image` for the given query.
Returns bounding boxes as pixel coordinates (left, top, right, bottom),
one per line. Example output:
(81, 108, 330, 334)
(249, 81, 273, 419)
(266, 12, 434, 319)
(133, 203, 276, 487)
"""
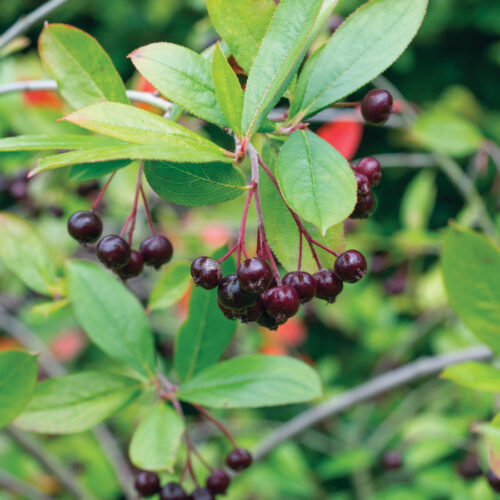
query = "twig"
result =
(0, 468, 52, 500)
(253, 345, 492, 461)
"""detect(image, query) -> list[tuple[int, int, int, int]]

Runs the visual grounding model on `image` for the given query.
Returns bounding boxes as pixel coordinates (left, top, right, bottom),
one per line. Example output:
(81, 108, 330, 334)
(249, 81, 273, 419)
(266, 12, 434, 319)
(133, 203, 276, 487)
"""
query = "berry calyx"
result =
(487, 471, 500, 493)
(361, 89, 393, 125)
(350, 192, 376, 219)
(313, 269, 343, 303)
(67, 211, 103, 244)
(382, 451, 403, 470)
(334, 250, 367, 283)
(117, 250, 144, 279)
(191, 488, 214, 500)
(191, 257, 222, 290)
(134, 471, 160, 497)
(97, 235, 131, 269)
(217, 299, 240, 320)
(160, 482, 189, 500)
(354, 171, 371, 198)
(140, 235, 173, 269)
(226, 448, 253, 472)
(206, 469, 231, 495)
(282, 271, 317, 303)
(261, 286, 300, 323)
(237, 257, 273, 294)
(257, 311, 283, 331)
(217, 274, 258, 310)
(356, 157, 382, 186)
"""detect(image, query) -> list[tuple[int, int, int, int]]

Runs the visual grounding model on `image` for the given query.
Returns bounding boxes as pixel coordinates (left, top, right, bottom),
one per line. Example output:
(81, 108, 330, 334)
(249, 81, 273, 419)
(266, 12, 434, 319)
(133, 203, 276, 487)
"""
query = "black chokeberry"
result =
(382, 451, 403, 470)
(282, 271, 316, 303)
(350, 192, 376, 219)
(313, 269, 343, 303)
(160, 482, 188, 500)
(354, 171, 371, 198)
(334, 250, 367, 283)
(237, 300, 264, 323)
(191, 257, 222, 289)
(206, 469, 231, 495)
(356, 157, 382, 187)
(257, 311, 283, 331)
(226, 448, 253, 472)
(487, 470, 500, 492)
(457, 453, 482, 479)
(261, 285, 300, 323)
(217, 274, 258, 310)
(361, 89, 393, 125)
(117, 250, 144, 279)
(67, 211, 103, 244)
(217, 299, 240, 320)
(9, 179, 28, 200)
(97, 235, 131, 269)
(191, 488, 214, 500)
(237, 257, 273, 294)
(134, 471, 160, 497)
(140, 235, 173, 269)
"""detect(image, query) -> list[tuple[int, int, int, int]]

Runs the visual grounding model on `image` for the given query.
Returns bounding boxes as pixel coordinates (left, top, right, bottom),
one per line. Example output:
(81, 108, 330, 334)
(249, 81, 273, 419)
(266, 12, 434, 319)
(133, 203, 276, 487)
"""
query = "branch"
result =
(0, 0, 70, 50)
(253, 345, 492, 461)
(0, 468, 53, 500)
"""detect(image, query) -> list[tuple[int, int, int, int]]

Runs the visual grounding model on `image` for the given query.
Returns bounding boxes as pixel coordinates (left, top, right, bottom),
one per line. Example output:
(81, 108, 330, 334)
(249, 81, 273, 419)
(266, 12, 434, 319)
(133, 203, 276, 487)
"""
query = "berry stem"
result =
(120, 162, 144, 244)
(310, 238, 339, 257)
(297, 231, 303, 271)
(332, 101, 360, 108)
(192, 403, 238, 448)
(217, 243, 239, 264)
(140, 184, 155, 235)
(91, 171, 116, 212)
(237, 183, 256, 267)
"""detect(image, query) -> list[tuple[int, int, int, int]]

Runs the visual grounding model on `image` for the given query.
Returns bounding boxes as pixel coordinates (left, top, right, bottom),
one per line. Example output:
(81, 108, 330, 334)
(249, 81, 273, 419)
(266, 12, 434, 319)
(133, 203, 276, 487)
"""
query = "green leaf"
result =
(0, 351, 37, 429)
(129, 43, 226, 127)
(39, 23, 128, 109)
(241, 0, 323, 138)
(441, 362, 500, 392)
(144, 161, 246, 207)
(306, 0, 341, 48)
(15, 371, 141, 434)
(148, 261, 192, 312)
(0, 213, 59, 296)
(129, 403, 184, 471)
(0, 134, 124, 151)
(174, 247, 236, 383)
(441, 225, 500, 353)
(212, 43, 244, 135)
(290, 0, 428, 120)
(401, 170, 437, 230)
(66, 261, 156, 379)
(69, 160, 131, 181)
(206, 0, 276, 74)
(177, 355, 322, 409)
(411, 109, 483, 157)
(276, 130, 356, 235)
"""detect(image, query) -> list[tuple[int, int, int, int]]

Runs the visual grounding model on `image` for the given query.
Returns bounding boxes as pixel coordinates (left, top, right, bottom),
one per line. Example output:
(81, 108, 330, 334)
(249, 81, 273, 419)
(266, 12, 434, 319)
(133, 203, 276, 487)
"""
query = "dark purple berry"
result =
(457, 453, 482, 479)
(134, 471, 160, 497)
(282, 271, 316, 303)
(361, 89, 393, 125)
(237, 257, 273, 294)
(313, 269, 343, 303)
(191, 257, 222, 289)
(217, 299, 239, 320)
(350, 192, 376, 219)
(257, 311, 284, 331)
(117, 250, 144, 279)
(160, 482, 188, 500)
(261, 285, 300, 324)
(334, 250, 367, 283)
(328, 15, 343, 33)
(9, 179, 28, 200)
(354, 171, 371, 197)
(191, 488, 214, 500)
(236, 300, 264, 323)
(140, 235, 173, 269)
(218, 274, 258, 310)
(68, 211, 103, 244)
(226, 448, 253, 472)
(382, 451, 403, 470)
(206, 469, 231, 495)
(487, 471, 500, 492)
(97, 235, 131, 269)
(356, 157, 382, 187)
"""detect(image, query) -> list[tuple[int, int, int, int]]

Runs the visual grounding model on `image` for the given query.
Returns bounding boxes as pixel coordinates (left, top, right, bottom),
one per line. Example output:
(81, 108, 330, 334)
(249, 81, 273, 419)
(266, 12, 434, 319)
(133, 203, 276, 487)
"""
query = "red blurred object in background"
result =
(316, 119, 363, 161)
(22, 88, 63, 111)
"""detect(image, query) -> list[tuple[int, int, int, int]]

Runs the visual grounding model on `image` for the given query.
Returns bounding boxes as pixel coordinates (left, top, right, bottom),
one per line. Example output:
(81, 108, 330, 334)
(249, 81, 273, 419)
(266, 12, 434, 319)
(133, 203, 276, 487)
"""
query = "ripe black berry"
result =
(134, 471, 160, 497)
(261, 286, 300, 322)
(191, 488, 214, 500)
(217, 274, 258, 310)
(191, 257, 222, 290)
(313, 269, 343, 303)
(354, 171, 371, 198)
(226, 448, 253, 472)
(356, 157, 382, 186)
(160, 482, 188, 500)
(9, 179, 28, 200)
(257, 311, 283, 331)
(140, 235, 173, 269)
(206, 469, 230, 495)
(361, 89, 393, 125)
(97, 235, 131, 269)
(382, 451, 403, 470)
(117, 250, 144, 279)
(487, 470, 500, 492)
(334, 250, 367, 283)
(217, 299, 240, 320)
(67, 211, 103, 244)
(282, 271, 316, 303)
(237, 300, 264, 323)
(457, 453, 482, 479)
(350, 192, 376, 219)
(237, 257, 273, 294)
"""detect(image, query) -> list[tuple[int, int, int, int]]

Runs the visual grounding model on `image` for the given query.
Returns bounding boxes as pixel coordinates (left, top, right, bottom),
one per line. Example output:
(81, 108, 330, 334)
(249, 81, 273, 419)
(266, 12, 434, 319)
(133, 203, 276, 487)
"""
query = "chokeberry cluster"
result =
(350, 156, 381, 219)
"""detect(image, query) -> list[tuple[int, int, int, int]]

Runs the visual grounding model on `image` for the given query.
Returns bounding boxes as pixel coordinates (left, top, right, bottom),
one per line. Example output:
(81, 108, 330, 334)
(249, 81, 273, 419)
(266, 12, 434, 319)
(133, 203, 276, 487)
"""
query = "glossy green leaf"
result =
(0, 134, 124, 151)
(441, 225, 500, 353)
(129, 403, 184, 471)
(174, 247, 236, 383)
(144, 161, 246, 207)
(39, 23, 128, 109)
(177, 355, 322, 409)
(212, 43, 244, 135)
(241, 0, 323, 138)
(15, 372, 141, 433)
(306, 0, 341, 48)
(290, 0, 428, 120)
(206, 0, 276, 74)
(0, 351, 37, 429)
(276, 130, 356, 235)
(441, 362, 500, 392)
(129, 43, 226, 127)
(148, 261, 192, 312)
(66, 261, 156, 379)
(69, 160, 131, 181)
(0, 213, 59, 296)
